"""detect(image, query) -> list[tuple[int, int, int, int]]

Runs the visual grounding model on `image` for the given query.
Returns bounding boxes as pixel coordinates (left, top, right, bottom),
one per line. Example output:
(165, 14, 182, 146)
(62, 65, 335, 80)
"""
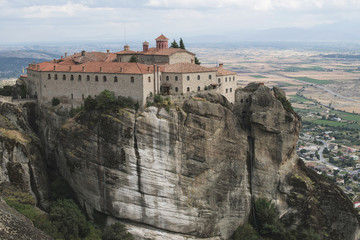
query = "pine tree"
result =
(179, 38, 185, 49)
(195, 57, 201, 65)
(170, 40, 179, 48)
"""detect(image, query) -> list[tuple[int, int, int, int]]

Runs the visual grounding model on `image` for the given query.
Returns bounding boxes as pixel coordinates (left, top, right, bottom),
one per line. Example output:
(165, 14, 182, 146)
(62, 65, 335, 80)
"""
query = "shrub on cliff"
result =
(52, 97, 60, 106)
(232, 223, 260, 240)
(49, 199, 90, 239)
(84, 90, 136, 111)
(102, 222, 134, 240)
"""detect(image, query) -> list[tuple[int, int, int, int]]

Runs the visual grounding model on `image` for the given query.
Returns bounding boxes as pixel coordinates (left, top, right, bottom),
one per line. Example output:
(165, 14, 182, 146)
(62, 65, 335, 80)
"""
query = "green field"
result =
(284, 66, 324, 72)
(277, 82, 296, 87)
(329, 110, 360, 122)
(249, 75, 267, 78)
(292, 77, 334, 85)
(303, 118, 360, 130)
(289, 95, 312, 103)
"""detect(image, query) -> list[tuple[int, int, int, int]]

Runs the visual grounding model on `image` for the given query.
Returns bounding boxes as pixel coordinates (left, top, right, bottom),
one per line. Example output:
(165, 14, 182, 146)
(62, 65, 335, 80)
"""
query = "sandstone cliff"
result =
(30, 84, 358, 239)
(0, 83, 358, 239)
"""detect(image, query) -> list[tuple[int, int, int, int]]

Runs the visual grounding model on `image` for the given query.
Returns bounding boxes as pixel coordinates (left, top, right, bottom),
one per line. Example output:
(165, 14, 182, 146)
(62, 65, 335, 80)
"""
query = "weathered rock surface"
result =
(0, 198, 52, 240)
(0, 83, 355, 239)
(0, 102, 50, 208)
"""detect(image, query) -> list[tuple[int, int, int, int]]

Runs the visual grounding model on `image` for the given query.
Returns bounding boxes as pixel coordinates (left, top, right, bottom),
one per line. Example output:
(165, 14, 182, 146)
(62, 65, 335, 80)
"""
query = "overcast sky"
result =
(0, 0, 359, 44)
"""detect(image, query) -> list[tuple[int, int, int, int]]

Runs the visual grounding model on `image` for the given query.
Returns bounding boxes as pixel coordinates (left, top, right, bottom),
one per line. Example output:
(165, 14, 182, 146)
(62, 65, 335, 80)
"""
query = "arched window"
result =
(103, 76, 107, 82)
(175, 76, 178, 81)
(54, 74, 58, 80)
(114, 76, 118, 82)
(166, 76, 169, 81)
(78, 75, 82, 81)
(148, 76, 151, 83)
(209, 75, 212, 79)
(187, 76, 190, 81)
(218, 78, 221, 83)
(197, 86, 200, 91)
(226, 89, 228, 93)
(187, 87, 190, 92)
(87, 75, 90, 81)
(225, 77, 227, 82)
(63, 74, 66, 80)
(95, 76, 99, 82)
(233, 76, 235, 81)
(70, 75, 74, 81)
(175, 87, 178, 92)
(197, 75, 200, 80)
(131, 76, 134, 83)
(48, 74, 51, 79)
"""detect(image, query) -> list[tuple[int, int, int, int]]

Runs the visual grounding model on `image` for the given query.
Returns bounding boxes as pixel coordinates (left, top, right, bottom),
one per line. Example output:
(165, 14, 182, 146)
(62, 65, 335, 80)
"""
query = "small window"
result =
(218, 78, 221, 83)
(78, 75, 82, 81)
(131, 76, 134, 83)
(225, 77, 227, 82)
(70, 75, 74, 81)
(230, 88, 232, 92)
(87, 75, 90, 81)
(48, 74, 51, 79)
(187, 87, 190, 92)
(71, 93, 73, 99)
(209, 75, 212, 79)
(241, 99, 243, 103)
(103, 76, 107, 82)
(197, 75, 200, 80)
(82, 94, 84, 100)
(166, 76, 169, 81)
(197, 86, 200, 91)
(246, 99, 249, 103)
(187, 76, 190, 81)
(148, 76, 151, 83)
(175, 87, 178, 92)
(175, 76, 178, 81)
(95, 76, 99, 82)
(226, 89, 228, 93)
(55, 74, 58, 80)
(233, 76, 235, 81)
(63, 74, 66, 80)
(114, 76, 118, 82)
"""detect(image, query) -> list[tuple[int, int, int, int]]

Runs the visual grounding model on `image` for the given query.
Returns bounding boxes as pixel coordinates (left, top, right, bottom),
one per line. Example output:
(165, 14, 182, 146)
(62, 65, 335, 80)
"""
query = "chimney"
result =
(120, 67, 123, 72)
(37, 65, 40, 70)
(65, 52, 68, 58)
(143, 41, 149, 52)
(82, 65, 85, 72)
(100, 67, 103, 72)
(107, 49, 109, 54)
(69, 66, 72, 71)
(219, 63, 223, 68)
(147, 66, 151, 72)
(53, 65, 56, 71)
(124, 45, 130, 51)
(81, 50, 86, 56)
(191, 59, 194, 64)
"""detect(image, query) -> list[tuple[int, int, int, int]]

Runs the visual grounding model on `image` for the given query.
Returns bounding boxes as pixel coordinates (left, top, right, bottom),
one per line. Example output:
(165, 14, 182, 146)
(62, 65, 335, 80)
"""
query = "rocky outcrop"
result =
(0, 198, 52, 240)
(0, 102, 50, 208)
(1, 83, 356, 239)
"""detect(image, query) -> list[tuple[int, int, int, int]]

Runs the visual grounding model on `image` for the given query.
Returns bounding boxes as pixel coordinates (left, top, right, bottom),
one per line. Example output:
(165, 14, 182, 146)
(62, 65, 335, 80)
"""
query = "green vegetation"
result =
(170, 40, 179, 48)
(275, 95, 294, 113)
(233, 198, 322, 240)
(195, 57, 201, 65)
(102, 223, 134, 240)
(129, 55, 138, 63)
(292, 77, 334, 85)
(249, 75, 267, 79)
(84, 90, 137, 112)
(146, 94, 172, 111)
(179, 38, 185, 50)
(284, 66, 324, 72)
(52, 97, 60, 106)
(289, 95, 311, 103)
(0, 85, 13, 96)
(277, 82, 296, 87)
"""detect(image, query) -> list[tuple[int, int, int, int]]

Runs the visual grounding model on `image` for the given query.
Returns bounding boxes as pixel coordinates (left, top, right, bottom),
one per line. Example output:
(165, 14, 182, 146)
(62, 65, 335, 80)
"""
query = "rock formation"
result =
(0, 83, 359, 239)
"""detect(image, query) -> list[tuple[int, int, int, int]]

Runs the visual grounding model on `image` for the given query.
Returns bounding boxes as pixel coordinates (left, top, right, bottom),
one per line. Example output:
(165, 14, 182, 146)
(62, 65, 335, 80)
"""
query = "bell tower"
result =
(155, 34, 169, 49)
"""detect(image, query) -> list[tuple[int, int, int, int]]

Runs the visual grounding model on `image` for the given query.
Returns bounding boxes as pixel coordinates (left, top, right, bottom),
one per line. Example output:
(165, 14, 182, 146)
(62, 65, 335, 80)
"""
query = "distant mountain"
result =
(0, 57, 50, 79)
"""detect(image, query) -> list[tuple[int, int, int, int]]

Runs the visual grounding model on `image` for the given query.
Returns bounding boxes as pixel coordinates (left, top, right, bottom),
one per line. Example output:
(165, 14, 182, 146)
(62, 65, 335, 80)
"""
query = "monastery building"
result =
(24, 35, 237, 107)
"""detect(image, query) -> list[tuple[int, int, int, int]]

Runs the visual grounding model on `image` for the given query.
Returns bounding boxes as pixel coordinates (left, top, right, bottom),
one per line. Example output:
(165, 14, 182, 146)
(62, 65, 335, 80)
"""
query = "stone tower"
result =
(155, 34, 169, 49)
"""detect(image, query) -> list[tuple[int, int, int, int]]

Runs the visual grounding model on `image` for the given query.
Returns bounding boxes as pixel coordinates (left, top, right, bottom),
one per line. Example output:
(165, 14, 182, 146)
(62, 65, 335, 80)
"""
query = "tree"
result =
(170, 40, 179, 48)
(49, 199, 89, 239)
(96, 90, 116, 110)
(195, 57, 201, 65)
(179, 38, 185, 49)
(102, 222, 134, 240)
(129, 55, 138, 62)
(52, 97, 60, 106)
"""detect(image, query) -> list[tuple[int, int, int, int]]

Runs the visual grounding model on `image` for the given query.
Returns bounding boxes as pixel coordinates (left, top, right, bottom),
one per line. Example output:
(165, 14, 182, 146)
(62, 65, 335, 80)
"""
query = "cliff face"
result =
(3, 83, 357, 239)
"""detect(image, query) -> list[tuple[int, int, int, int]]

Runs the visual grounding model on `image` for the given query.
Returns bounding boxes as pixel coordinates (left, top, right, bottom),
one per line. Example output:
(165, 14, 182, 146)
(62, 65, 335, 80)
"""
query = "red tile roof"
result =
(57, 51, 117, 64)
(209, 67, 237, 76)
(163, 63, 216, 73)
(116, 47, 195, 56)
(155, 34, 169, 40)
(28, 62, 154, 74)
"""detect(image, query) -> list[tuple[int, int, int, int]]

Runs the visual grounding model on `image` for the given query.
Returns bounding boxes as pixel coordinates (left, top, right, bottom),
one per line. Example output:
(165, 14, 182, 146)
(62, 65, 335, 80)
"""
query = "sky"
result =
(0, 0, 360, 44)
